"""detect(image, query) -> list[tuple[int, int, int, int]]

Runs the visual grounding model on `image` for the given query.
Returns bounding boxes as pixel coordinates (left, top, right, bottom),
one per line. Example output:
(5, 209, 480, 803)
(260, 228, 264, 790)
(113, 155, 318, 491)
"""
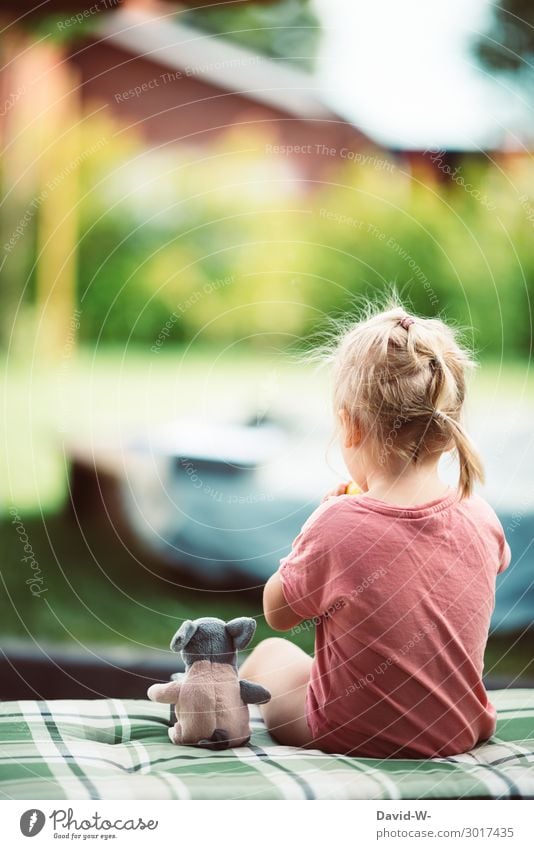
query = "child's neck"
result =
(363, 460, 450, 507)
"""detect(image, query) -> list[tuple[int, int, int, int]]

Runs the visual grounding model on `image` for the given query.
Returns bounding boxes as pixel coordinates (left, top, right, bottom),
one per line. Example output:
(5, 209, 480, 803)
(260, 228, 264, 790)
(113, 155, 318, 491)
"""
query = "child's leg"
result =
(239, 637, 313, 747)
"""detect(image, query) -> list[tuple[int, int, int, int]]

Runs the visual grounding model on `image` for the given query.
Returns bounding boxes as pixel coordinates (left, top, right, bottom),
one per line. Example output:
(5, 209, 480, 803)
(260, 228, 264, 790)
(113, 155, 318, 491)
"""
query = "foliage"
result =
(4, 114, 534, 358)
(75, 119, 533, 357)
(181, 0, 321, 71)
(474, 0, 534, 76)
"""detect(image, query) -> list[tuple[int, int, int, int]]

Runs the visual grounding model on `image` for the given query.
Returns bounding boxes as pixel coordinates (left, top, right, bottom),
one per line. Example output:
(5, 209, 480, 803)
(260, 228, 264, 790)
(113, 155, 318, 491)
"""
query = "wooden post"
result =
(0, 31, 42, 351)
(34, 44, 80, 361)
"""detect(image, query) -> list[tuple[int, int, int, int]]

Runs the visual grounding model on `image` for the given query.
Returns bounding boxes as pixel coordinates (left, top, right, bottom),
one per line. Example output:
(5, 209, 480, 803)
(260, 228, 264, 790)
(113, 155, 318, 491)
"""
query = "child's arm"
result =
(263, 572, 304, 631)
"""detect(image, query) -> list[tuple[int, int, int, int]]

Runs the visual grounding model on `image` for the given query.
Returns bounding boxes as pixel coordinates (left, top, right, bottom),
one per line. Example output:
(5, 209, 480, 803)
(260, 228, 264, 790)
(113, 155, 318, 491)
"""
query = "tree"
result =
(181, 0, 321, 71)
(474, 0, 534, 75)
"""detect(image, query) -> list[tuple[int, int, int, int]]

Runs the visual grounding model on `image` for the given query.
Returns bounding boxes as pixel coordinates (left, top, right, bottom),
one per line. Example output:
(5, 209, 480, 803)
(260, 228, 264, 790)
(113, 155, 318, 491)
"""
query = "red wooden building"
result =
(1, 0, 379, 185)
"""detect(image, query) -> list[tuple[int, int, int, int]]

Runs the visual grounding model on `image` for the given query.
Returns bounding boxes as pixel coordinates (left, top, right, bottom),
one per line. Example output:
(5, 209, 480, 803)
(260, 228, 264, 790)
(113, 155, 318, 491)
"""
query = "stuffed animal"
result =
(147, 616, 271, 749)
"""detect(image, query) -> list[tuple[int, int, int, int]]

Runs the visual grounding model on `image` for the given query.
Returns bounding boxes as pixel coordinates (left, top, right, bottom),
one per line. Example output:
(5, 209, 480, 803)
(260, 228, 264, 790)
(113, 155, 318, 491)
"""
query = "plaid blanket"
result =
(1, 689, 534, 800)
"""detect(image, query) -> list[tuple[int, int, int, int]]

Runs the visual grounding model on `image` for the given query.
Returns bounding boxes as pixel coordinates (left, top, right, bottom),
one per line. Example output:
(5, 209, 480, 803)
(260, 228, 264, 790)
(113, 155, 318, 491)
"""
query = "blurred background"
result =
(1, 0, 533, 697)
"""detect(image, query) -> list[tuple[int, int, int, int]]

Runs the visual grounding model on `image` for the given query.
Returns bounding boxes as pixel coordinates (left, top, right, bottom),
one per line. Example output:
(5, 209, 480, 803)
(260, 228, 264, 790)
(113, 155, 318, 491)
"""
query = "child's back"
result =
(280, 489, 510, 757)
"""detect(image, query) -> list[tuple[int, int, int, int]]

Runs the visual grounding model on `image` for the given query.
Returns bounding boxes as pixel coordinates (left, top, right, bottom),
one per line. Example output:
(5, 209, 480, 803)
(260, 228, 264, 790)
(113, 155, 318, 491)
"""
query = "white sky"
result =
(313, 0, 530, 149)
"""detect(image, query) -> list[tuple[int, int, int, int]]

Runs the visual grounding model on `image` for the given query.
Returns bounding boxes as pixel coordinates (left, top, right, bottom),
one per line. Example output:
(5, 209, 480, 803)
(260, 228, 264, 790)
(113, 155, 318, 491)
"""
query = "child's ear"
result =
(338, 409, 361, 448)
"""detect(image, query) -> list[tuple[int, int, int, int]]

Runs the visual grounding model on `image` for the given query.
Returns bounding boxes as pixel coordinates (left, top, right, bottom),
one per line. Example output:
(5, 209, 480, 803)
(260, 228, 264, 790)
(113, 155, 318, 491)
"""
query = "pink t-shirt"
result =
(279, 489, 511, 758)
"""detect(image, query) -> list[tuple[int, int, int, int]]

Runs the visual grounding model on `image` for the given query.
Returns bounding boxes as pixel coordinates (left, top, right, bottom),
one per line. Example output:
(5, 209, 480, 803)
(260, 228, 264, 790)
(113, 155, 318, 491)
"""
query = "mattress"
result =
(1, 689, 534, 800)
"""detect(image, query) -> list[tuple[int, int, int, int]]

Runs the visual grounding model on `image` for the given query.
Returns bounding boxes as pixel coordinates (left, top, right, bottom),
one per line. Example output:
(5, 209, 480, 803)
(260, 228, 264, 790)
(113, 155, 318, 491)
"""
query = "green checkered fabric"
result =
(1, 690, 534, 799)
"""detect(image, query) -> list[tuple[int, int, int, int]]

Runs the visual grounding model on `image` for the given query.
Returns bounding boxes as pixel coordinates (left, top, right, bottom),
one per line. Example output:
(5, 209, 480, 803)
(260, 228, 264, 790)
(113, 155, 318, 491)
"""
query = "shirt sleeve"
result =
(278, 502, 335, 620)
(498, 537, 512, 574)
(482, 499, 512, 575)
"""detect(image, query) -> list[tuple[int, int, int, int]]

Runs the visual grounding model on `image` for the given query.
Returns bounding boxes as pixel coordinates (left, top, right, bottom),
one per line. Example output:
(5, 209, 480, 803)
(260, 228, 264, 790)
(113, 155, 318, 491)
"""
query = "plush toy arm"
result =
(239, 679, 271, 705)
(147, 681, 181, 704)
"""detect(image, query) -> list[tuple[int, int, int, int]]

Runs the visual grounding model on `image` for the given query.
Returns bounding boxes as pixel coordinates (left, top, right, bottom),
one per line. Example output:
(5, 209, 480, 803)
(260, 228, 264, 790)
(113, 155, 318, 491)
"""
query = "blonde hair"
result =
(330, 302, 484, 499)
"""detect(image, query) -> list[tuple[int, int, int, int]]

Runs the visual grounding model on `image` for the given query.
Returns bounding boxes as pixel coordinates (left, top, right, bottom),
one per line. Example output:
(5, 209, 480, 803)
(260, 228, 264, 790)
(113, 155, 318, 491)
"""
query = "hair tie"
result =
(398, 316, 415, 331)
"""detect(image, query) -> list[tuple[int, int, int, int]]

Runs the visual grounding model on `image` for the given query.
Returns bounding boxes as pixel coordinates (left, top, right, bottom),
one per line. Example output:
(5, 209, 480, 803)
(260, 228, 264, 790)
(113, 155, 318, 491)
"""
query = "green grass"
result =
(1, 509, 530, 684)
(0, 511, 311, 654)
(1, 348, 532, 678)
(2, 347, 533, 514)
(1, 345, 328, 513)
(484, 636, 534, 684)
(1, 511, 529, 682)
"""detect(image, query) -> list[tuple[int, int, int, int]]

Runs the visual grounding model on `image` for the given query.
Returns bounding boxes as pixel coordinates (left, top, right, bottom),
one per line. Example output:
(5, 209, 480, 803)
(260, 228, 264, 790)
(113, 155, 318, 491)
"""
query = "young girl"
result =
(239, 303, 511, 758)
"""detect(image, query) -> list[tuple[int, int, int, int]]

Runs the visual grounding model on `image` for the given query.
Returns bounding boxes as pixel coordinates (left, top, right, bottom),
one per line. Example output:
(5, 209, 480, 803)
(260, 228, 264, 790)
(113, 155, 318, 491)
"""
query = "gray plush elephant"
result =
(147, 616, 271, 749)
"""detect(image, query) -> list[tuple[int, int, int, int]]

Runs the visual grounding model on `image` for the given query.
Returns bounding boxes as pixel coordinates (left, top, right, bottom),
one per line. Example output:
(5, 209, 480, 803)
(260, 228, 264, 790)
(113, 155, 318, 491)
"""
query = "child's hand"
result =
(321, 482, 350, 502)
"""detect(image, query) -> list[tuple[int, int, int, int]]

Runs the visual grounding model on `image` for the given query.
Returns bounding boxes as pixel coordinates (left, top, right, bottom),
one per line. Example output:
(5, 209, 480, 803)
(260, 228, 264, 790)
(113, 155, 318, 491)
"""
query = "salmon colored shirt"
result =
(279, 489, 511, 758)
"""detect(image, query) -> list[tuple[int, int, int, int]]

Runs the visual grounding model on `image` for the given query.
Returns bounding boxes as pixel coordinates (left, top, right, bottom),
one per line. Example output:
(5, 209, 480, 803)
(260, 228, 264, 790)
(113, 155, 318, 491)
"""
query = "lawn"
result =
(2, 347, 532, 513)
(1, 345, 330, 512)
(1, 348, 533, 680)
(1, 345, 320, 657)
(0, 511, 296, 653)
(1, 509, 531, 682)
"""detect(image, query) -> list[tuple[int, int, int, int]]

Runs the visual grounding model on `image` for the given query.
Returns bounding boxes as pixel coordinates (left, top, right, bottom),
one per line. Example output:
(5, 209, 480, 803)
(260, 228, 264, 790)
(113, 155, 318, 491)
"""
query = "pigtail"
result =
(439, 414, 485, 499)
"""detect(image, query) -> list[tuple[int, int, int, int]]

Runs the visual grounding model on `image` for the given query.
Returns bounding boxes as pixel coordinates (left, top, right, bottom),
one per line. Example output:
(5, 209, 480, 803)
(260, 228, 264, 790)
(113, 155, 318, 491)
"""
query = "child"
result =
(239, 303, 511, 758)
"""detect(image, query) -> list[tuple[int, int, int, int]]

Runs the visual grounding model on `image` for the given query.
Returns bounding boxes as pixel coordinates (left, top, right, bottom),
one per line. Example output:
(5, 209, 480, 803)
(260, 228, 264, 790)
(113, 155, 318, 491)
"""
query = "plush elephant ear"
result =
(226, 617, 256, 650)
(170, 620, 197, 652)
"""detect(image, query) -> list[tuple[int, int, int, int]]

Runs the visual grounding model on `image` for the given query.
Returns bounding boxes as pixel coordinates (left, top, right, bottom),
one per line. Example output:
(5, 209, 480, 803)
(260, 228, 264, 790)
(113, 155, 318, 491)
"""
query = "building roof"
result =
(98, 6, 340, 121)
